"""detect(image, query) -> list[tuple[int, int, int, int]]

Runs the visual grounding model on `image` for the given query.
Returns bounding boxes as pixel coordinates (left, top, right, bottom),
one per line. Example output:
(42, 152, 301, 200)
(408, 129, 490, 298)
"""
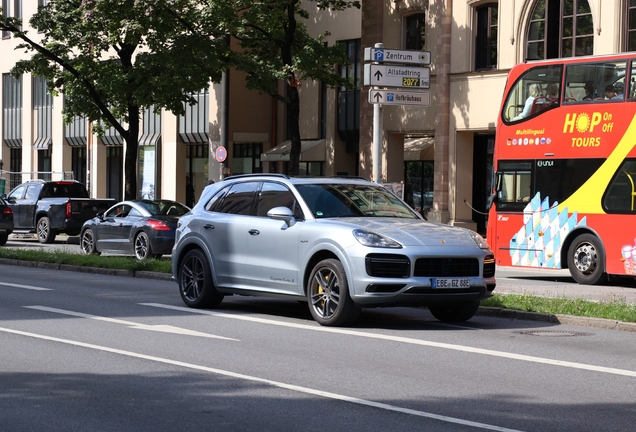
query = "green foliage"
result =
(0, 247, 172, 273)
(482, 293, 636, 323)
(230, 0, 359, 100)
(0, 0, 232, 199)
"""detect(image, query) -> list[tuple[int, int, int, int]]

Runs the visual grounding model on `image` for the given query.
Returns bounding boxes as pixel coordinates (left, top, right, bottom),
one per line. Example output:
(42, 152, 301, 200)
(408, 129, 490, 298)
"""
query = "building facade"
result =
(1, 1, 633, 234)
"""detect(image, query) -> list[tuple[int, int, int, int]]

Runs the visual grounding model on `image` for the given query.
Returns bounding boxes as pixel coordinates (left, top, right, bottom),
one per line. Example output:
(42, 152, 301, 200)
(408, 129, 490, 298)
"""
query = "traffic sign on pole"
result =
(368, 90, 431, 106)
(215, 146, 227, 162)
(364, 47, 431, 65)
(363, 64, 430, 89)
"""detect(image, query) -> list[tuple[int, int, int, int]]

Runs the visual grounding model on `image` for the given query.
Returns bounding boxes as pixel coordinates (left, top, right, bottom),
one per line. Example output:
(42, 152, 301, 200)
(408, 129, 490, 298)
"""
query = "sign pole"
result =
(372, 43, 383, 184)
(364, 43, 431, 183)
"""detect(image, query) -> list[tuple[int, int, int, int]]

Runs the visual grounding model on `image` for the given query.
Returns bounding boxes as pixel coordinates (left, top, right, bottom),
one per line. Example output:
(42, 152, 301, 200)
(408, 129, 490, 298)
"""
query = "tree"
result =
(227, 0, 360, 175)
(0, 0, 231, 199)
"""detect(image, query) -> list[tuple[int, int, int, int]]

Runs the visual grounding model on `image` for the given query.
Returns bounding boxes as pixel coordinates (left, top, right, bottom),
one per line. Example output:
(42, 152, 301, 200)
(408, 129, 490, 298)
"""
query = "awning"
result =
(3, 138, 22, 148)
(404, 136, 434, 161)
(261, 139, 326, 162)
(139, 133, 161, 147)
(33, 137, 51, 150)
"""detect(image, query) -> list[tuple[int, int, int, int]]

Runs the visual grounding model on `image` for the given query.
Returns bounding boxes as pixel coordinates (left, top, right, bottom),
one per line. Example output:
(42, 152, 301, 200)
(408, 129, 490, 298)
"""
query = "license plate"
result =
(432, 278, 470, 288)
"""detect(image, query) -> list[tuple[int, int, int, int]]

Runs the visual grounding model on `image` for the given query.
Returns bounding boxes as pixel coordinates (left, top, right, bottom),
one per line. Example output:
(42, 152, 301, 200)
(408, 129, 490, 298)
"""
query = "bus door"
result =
(490, 161, 533, 267)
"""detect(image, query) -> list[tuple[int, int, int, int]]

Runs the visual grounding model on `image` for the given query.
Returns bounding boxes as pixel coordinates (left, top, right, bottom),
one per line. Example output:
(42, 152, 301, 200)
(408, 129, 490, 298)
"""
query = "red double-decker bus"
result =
(487, 53, 636, 284)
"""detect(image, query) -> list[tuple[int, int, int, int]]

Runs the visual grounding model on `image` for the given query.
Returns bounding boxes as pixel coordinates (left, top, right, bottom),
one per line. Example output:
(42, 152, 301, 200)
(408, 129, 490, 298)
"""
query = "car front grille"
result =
(413, 258, 480, 277)
(365, 254, 410, 278)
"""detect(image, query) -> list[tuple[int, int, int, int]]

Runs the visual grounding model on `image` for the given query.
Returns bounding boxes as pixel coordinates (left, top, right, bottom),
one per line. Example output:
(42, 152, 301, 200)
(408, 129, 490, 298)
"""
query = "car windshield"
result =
(296, 184, 418, 219)
(138, 200, 190, 216)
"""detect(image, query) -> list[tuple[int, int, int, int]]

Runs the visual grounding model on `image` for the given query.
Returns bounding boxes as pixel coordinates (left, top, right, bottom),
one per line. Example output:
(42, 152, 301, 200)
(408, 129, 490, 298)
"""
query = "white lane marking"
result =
(142, 303, 636, 378)
(0, 326, 524, 432)
(0, 282, 52, 291)
(25, 306, 238, 341)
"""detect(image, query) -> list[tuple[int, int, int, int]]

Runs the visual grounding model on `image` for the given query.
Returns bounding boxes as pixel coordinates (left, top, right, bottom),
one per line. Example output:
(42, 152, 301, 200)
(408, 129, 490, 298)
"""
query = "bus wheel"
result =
(567, 234, 606, 285)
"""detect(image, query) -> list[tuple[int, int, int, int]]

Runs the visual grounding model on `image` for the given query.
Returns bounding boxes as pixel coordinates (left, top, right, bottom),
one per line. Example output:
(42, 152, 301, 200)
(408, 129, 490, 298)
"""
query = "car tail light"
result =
(3, 207, 12, 216)
(147, 219, 170, 231)
(66, 202, 72, 218)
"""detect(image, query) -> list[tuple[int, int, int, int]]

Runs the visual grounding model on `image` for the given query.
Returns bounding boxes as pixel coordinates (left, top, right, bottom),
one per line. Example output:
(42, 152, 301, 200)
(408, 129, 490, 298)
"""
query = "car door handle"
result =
(203, 224, 214, 230)
(249, 229, 260, 236)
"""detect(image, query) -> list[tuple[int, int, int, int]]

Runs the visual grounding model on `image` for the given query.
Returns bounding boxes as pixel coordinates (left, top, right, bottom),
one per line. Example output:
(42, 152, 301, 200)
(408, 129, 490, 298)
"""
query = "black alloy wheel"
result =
(178, 249, 224, 308)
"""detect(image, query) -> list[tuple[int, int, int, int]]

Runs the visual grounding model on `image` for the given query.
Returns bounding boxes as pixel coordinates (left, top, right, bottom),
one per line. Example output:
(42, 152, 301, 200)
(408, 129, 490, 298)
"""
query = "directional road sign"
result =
(363, 64, 430, 89)
(364, 48, 431, 65)
(368, 89, 431, 106)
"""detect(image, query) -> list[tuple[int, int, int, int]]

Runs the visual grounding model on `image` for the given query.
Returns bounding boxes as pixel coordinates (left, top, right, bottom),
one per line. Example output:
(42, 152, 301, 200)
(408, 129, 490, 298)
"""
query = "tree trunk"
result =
(287, 84, 301, 176)
(123, 108, 140, 200)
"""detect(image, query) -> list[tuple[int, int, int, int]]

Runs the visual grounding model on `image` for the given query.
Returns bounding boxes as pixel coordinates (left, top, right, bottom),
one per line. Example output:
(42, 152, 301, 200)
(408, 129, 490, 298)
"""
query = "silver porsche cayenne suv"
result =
(172, 174, 496, 326)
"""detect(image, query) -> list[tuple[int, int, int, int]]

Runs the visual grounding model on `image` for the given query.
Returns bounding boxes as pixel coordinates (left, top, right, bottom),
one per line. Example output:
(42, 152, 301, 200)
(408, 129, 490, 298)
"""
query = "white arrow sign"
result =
(364, 48, 431, 65)
(368, 90, 431, 106)
(363, 64, 430, 89)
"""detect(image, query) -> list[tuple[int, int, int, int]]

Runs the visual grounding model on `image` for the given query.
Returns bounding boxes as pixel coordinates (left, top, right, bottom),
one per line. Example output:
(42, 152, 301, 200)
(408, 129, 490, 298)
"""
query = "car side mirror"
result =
(0, 194, 6, 200)
(6, 196, 16, 204)
(267, 206, 296, 227)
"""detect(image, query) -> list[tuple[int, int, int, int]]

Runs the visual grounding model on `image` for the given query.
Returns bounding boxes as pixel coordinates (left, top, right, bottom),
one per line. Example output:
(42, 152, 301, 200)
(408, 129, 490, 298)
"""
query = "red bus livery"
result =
(487, 54, 636, 284)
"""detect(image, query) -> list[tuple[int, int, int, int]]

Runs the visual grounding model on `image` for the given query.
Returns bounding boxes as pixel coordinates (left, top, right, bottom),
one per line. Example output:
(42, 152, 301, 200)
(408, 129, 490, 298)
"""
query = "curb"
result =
(477, 306, 636, 333)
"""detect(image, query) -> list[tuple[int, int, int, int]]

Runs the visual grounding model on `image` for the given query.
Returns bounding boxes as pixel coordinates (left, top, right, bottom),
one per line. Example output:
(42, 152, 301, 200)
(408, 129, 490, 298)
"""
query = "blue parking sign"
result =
(374, 49, 384, 61)
(387, 93, 394, 102)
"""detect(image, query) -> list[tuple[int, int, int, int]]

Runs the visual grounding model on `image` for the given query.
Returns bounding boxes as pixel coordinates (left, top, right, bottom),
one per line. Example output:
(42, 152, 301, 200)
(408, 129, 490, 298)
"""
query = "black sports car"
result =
(0, 196, 14, 246)
(79, 200, 189, 259)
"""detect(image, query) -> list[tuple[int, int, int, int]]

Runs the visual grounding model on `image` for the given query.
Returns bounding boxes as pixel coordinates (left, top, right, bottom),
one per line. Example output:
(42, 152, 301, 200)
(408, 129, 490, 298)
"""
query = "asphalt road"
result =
(1, 264, 636, 431)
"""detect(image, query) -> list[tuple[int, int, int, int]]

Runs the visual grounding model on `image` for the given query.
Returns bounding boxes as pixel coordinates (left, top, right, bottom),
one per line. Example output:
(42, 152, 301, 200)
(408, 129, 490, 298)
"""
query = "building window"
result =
(37, 148, 52, 180)
(299, 161, 324, 176)
(186, 143, 208, 207)
(33, 76, 53, 151)
(139, 105, 161, 199)
(475, 4, 498, 70)
(527, 0, 593, 60)
(627, 1, 636, 52)
(337, 39, 360, 147)
(106, 146, 123, 201)
(72, 147, 86, 185)
(2, 0, 21, 39)
(232, 143, 262, 175)
(405, 14, 426, 50)
(9, 147, 21, 190)
(2, 73, 22, 149)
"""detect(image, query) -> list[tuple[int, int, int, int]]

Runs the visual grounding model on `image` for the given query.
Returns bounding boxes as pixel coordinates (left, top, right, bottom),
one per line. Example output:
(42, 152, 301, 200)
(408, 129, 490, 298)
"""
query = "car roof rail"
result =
(224, 173, 290, 180)
(327, 175, 369, 181)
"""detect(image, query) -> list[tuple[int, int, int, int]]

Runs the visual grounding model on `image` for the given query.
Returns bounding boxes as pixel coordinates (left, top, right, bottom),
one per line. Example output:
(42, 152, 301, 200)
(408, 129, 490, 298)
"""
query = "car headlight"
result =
(353, 229, 402, 248)
(470, 231, 490, 249)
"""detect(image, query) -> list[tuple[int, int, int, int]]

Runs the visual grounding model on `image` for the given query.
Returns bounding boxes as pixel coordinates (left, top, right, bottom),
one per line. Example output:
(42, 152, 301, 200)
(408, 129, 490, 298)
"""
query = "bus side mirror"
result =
(487, 193, 497, 210)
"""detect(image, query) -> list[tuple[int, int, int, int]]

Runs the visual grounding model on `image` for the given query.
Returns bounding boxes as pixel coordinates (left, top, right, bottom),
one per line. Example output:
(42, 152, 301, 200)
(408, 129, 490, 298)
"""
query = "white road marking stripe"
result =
(0, 282, 52, 291)
(142, 303, 636, 378)
(0, 326, 524, 432)
(25, 306, 238, 341)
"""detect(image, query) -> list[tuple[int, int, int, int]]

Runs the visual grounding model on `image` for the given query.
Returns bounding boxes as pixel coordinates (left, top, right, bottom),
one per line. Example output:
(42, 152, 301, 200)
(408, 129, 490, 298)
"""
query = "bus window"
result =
(603, 160, 636, 213)
(630, 60, 636, 100)
(503, 65, 563, 123)
(564, 60, 627, 103)
(495, 161, 532, 210)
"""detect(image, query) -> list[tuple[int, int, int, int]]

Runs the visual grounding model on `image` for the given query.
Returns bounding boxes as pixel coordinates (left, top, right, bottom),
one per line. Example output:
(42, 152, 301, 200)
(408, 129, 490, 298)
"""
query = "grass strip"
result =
(481, 294, 636, 323)
(0, 248, 172, 274)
